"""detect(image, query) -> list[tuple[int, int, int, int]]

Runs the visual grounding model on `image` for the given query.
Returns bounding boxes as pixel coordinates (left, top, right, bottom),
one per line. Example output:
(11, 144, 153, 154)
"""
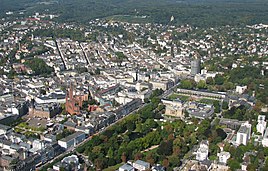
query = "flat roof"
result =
(134, 160, 150, 167)
(0, 123, 11, 131)
(59, 131, 85, 142)
(238, 125, 249, 134)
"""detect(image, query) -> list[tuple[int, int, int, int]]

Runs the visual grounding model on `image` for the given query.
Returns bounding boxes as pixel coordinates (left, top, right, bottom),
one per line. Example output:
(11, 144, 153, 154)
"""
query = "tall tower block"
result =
(191, 58, 201, 75)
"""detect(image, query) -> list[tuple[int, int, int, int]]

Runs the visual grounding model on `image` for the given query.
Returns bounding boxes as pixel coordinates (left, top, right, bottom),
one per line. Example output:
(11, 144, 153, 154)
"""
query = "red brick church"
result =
(65, 84, 89, 115)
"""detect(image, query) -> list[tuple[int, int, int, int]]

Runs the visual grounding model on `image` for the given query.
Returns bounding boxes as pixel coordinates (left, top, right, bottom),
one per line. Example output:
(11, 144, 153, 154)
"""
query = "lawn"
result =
(198, 98, 219, 104)
(168, 93, 189, 101)
(103, 163, 123, 171)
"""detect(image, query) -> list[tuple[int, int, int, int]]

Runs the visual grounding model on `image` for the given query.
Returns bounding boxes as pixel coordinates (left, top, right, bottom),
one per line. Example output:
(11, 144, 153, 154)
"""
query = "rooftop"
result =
(59, 131, 85, 142)
(134, 160, 150, 167)
(0, 123, 11, 131)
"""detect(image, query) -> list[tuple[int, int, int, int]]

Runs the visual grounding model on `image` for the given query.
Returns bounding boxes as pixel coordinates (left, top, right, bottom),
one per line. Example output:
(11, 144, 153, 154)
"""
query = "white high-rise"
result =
(236, 121, 252, 145)
(262, 127, 268, 147)
(257, 115, 266, 136)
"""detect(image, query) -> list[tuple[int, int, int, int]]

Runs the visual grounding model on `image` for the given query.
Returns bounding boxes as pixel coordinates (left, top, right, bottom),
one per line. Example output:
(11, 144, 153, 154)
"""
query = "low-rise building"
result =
(53, 155, 81, 171)
(58, 131, 85, 149)
(217, 151, 230, 164)
(0, 124, 11, 135)
(195, 140, 209, 161)
(186, 102, 214, 119)
(150, 79, 174, 91)
(119, 163, 135, 171)
(162, 99, 184, 118)
(29, 103, 61, 119)
(236, 85, 247, 94)
(133, 160, 150, 171)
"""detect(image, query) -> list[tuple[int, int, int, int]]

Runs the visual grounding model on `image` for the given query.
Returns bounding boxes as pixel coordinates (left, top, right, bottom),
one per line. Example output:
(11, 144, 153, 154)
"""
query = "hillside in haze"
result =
(1, 0, 268, 27)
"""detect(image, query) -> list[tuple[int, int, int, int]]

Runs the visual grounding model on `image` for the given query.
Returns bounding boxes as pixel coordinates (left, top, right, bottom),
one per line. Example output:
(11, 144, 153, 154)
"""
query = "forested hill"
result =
(1, 0, 268, 27)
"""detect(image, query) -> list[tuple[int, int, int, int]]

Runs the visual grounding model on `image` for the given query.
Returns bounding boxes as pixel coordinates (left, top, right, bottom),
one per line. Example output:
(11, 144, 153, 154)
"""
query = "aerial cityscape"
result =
(0, 0, 268, 171)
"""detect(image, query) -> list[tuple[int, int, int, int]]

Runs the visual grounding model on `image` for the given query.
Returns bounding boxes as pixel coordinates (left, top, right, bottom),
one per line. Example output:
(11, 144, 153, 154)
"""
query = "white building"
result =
(236, 121, 252, 145)
(217, 151, 230, 164)
(149, 79, 174, 91)
(58, 131, 85, 149)
(35, 91, 66, 104)
(235, 85, 247, 94)
(133, 160, 150, 171)
(115, 88, 151, 104)
(257, 115, 266, 136)
(32, 139, 45, 150)
(196, 140, 209, 161)
(262, 127, 268, 147)
(53, 155, 80, 171)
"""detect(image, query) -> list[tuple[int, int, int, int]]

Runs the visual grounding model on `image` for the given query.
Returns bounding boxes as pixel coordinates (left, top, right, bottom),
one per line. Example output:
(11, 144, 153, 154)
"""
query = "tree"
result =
(234, 146, 243, 162)
(162, 158, 169, 168)
(213, 101, 220, 113)
(223, 81, 234, 90)
(134, 152, 143, 160)
(151, 97, 160, 105)
(150, 89, 164, 99)
(214, 74, 225, 85)
(121, 152, 127, 163)
(107, 147, 114, 158)
(197, 80, 207, 89)
(108, 158, 116, 166)
(246, 164, 257, 171)
(172, 146, 181, 156)
(206, 77, 214, 85)
(157, 140, 173, 156)
(227, 159, 240, 171)
(222, 101, 229, 110)
(24, 58, 54, 76)
(180, 79, 195, 89)
(145, 152, 155, 165)
(184, 110, 189, 118)
(127, 121, 136, 132)
(169, 155, 181, 167)
(144, 98, 150, 103)
(145, 119, 158, 129)
(216, 128, 227, 141)
(94, 158, 106, 170)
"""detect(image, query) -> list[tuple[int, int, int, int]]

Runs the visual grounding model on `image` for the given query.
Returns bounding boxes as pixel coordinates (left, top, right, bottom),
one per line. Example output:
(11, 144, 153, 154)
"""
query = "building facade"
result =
(191, 58, 201, 75)
(236, 121, 252, 145)
(196, 140, 209, 161)
(65, 84, 89, 115)
(58, 131, 85, 149)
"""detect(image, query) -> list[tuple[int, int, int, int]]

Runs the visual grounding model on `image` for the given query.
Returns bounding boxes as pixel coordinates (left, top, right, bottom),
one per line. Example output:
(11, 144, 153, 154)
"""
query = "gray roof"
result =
(0, 139, 12, 146)
(152, 165, 165, 171)
(134, 160, 150, 167)
(59, 131, 85, 142)
(201, 160, 212, 167)
(0, 124, 11, 131)
(63, 121, 77, 128)
(238, 125, 250, 134)
(10, 143, 21, 150)
(120, 163, 134, 170)
(1, 155, 14, 161)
